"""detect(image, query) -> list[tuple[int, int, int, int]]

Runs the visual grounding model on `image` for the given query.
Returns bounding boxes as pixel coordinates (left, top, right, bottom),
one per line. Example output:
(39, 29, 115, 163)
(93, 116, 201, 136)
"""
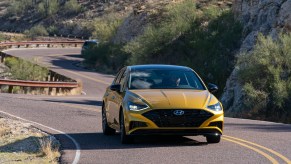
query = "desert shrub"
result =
(24, 25, 49, 39)
(92, 14, 125, 42)
(85, 0, 242, 95)
(37, 2, 46, 17)
(37, 0, 59, 17)
(38, 137, 60, 162)
(4, 57, 49, 81)
(181, 9, 242, 94)
(83, 43, 128, 73)
(47, 25, 58, 35)
(237, 33, 291, 122)
(6, 0, 34, 16)
(124, 0, 197, 64)
(0, 33, 4, 41)
(64, 0, 82, 16)
(124, 0, 242, 95)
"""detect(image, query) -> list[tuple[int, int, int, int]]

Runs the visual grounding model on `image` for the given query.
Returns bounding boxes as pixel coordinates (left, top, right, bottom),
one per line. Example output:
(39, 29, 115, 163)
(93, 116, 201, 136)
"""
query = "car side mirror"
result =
(110, 84, 121, 92)
(208, 83, 218, 93)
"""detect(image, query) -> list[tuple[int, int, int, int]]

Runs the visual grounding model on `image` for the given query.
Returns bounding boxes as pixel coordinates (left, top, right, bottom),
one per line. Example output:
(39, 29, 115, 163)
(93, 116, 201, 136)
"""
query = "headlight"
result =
(126, 93, 149, 111)
(128, 101, 149, 111)
(207, 102, 222, 111)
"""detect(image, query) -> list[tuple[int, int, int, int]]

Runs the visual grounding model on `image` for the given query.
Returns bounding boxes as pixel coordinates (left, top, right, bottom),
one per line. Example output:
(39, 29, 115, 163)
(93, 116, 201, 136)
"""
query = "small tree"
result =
(24, 25, 49, 39)
(64, 0, 82, 16)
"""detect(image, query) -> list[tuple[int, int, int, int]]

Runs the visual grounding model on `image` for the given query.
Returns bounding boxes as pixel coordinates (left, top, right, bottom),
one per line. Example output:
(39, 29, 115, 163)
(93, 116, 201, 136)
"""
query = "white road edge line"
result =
(0, 110, 81, 164)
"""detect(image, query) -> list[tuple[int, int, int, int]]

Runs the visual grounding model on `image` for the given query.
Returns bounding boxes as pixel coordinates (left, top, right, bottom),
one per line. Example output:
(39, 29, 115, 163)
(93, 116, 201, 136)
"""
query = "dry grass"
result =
(0, 118, 61, 163)
(0, 122, 11, 137)
(38, 137, 60, 163)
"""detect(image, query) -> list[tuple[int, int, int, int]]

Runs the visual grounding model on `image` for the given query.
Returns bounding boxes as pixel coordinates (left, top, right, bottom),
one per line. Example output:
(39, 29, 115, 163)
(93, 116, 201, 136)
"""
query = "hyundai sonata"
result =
(102, 65, 224, 144)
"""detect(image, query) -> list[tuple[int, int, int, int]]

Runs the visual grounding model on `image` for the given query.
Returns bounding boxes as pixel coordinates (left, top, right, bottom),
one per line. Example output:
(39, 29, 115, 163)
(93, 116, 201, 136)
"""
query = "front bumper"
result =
(130, 128, 222, 136)
(124, 108, 224, 136)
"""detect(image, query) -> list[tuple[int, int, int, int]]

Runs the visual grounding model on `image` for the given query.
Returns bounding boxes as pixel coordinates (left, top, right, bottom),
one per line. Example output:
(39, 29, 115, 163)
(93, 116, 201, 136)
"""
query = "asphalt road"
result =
(0, 48, 290, 164)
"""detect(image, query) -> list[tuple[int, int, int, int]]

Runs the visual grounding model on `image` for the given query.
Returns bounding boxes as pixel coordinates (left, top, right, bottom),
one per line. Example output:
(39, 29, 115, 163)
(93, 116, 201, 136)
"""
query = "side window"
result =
(119, 70, 128, 91)
(113, 68, 126, 85)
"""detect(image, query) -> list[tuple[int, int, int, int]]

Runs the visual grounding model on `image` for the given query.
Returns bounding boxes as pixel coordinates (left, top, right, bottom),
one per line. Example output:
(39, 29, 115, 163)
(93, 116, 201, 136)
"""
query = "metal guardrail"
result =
(0, 79, 79, 88)
(0, 41, 84, 63)
(0, 41, 84, 95)
(0, 41, 84, 49)
(0, 30, 90, 40)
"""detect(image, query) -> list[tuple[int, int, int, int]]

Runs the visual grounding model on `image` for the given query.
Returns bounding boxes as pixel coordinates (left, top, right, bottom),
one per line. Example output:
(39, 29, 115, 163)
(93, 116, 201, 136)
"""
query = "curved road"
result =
(0, 48, 291, 164)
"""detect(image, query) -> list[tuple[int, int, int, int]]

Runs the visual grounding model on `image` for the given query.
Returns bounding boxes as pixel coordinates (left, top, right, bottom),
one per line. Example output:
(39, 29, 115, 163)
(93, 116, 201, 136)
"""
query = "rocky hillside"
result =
(0, 0, 175, 38)
(1, 0, 290, 122)
(222, 0, 291, 119)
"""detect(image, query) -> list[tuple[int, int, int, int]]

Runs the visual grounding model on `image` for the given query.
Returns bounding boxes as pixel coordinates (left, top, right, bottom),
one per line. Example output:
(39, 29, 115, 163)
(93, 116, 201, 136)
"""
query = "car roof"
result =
(84, 40, 98, 43)
(128, 64, 192, 71)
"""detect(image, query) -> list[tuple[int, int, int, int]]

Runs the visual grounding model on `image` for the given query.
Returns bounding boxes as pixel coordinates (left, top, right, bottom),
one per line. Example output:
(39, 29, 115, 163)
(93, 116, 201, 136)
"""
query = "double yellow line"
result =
(223, 135, 291, 164)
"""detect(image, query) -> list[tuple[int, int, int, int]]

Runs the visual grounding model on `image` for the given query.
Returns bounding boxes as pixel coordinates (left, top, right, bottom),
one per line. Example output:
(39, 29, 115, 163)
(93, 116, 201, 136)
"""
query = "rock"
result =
(278, 1, 291, 31)
(0, 63, 10, 79)
(222, 0, 291, 114)
(112, 12, 149, 44)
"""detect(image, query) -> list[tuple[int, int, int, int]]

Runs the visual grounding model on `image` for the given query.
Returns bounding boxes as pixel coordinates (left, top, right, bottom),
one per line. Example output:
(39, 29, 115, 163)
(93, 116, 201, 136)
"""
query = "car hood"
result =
(129, 89, 211, 109)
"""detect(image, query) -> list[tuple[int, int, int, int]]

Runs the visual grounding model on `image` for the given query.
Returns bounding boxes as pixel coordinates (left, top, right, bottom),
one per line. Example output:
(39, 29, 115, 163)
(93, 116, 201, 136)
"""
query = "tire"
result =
(206, 134, 221, 143)
(102, 105, 115, 135)
(120, 111, 134, 144)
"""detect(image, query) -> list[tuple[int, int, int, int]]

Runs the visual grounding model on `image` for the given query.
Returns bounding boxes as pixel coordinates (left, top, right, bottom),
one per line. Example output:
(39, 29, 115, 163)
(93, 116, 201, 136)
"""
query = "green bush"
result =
(4, 57, 49, 81)
(37, 0, 59, 17)
(64, 0, 82, 16)
(6, 0, 34, 16)
(85, 0, 242, 96)
(0, 33, 4, 41)
(83, 43, 128, 73)
(237, 33, 291, 122)
(24, 25, 49, 39)
(124, 0, 242, 95)
(92, 14, 125, 42)
(47, 25, 58, 35)
(124, 0, 197, 64)
(37, 2, 46, 17)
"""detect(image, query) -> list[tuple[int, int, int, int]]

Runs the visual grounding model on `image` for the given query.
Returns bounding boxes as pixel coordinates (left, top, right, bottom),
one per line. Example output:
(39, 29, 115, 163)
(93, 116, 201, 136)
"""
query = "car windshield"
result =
(128, 69, 205, 90)
(83, 41, 97, 47)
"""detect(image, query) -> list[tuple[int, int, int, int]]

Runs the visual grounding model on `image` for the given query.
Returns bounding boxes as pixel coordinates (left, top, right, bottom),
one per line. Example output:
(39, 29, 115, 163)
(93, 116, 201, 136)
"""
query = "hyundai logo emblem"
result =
(173, 110, 185, 116)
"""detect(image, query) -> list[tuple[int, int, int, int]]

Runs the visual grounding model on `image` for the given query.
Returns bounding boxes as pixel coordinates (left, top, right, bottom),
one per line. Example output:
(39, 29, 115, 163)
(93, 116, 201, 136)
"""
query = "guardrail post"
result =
(0, 52, 6, 63)
(8, 86, 13, 93)
(48, 87, 52, 95)
(57, 87, 61, 95)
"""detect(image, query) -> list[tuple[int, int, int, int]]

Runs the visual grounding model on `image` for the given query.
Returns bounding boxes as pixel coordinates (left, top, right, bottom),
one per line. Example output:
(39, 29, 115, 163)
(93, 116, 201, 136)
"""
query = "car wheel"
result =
(102, 105, 115, 135)
(120, 111, 133, 144)
(206, 134, 221, 143)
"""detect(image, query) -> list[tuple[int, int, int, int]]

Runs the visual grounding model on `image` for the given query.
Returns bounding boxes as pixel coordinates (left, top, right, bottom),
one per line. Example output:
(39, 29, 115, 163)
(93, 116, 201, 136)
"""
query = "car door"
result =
(106, 68, 124, 126)
(112, 68, 129, 127)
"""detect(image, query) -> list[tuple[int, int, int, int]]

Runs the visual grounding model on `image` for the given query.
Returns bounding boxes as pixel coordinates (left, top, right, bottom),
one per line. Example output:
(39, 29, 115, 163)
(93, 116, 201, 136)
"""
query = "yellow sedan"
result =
(102, 65, 224, 144)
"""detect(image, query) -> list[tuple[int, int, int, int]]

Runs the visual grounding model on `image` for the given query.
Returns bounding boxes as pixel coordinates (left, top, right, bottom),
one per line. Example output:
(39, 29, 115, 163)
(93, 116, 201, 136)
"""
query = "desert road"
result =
(0, 48, 290, 164)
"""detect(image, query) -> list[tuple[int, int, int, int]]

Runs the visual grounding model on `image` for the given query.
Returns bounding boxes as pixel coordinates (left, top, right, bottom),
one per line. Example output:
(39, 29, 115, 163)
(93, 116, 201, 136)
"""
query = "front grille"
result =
(142, 109, 213, 127)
